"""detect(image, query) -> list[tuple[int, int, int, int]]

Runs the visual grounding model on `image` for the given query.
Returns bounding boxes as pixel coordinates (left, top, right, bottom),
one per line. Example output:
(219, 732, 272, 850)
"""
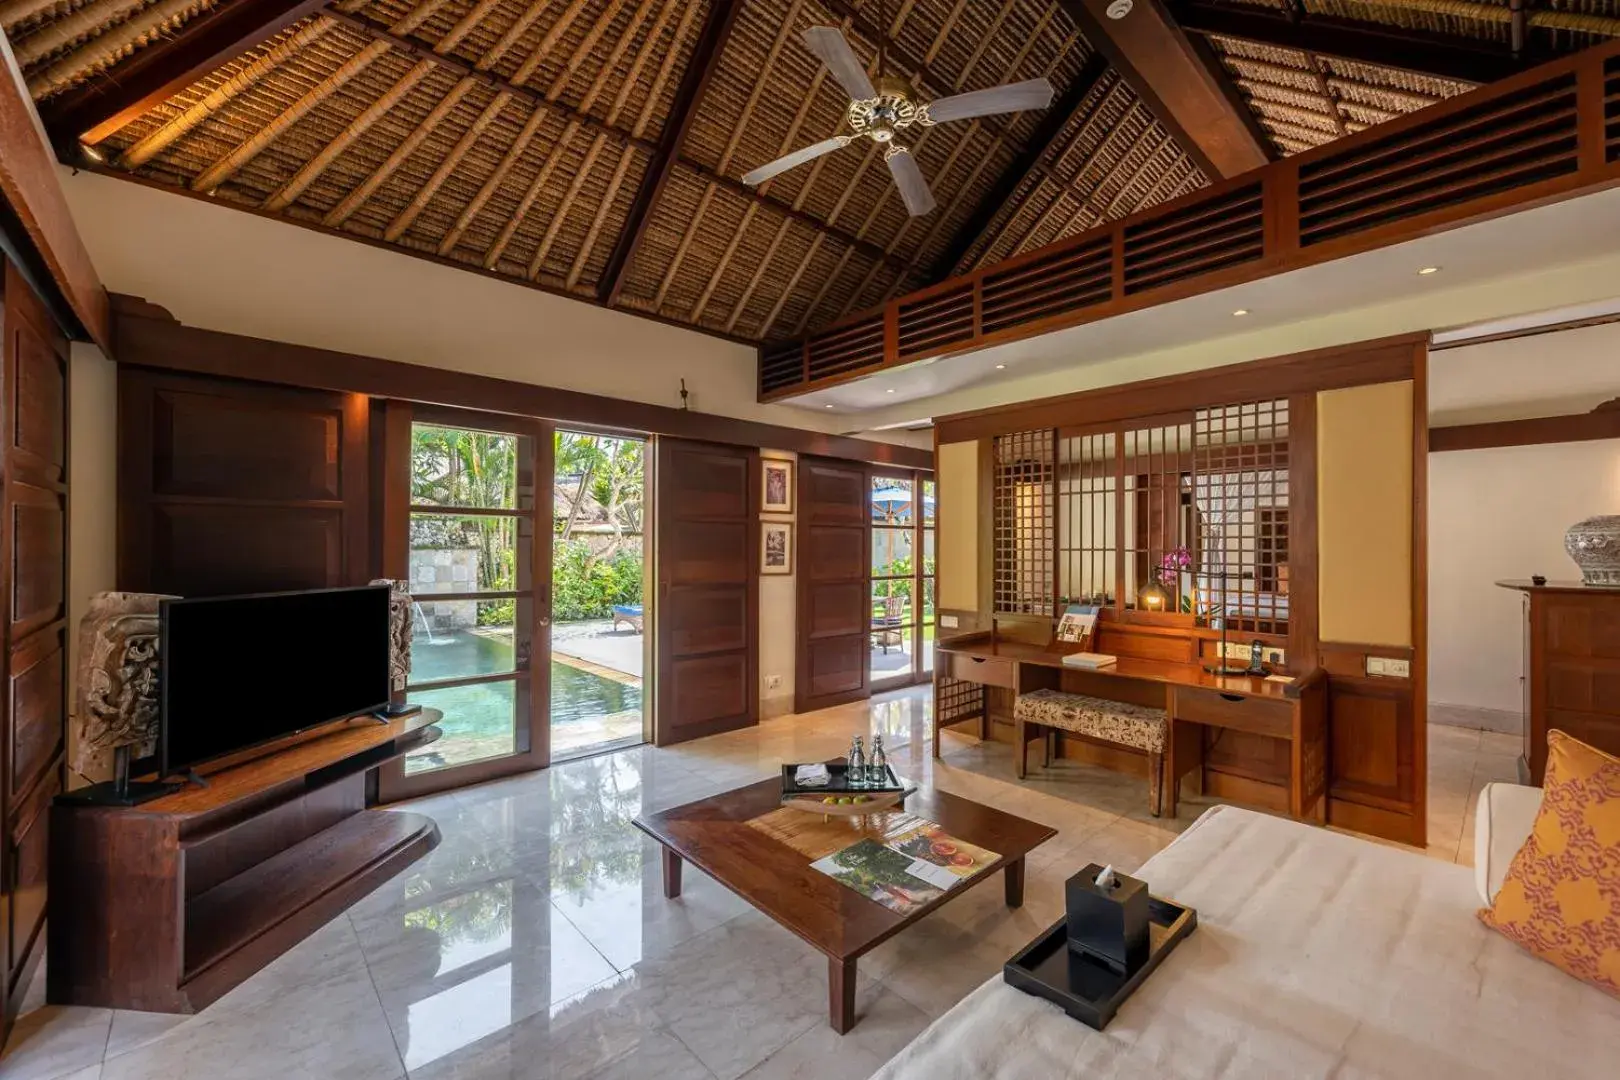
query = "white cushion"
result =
(1474, 781, 1544, 906)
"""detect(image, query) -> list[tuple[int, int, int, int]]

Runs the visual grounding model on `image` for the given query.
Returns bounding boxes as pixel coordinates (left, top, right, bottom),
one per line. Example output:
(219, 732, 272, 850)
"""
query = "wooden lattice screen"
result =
(992, 430, 1055, 615)
(1056, 429, 1116, 607)
(1193, 400, 1291, 636)
(935, 675, 986, 731)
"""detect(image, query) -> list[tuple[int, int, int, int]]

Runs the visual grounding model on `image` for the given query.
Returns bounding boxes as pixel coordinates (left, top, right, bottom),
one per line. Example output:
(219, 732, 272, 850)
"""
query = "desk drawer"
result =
(944, 653, 1016, 690)
(1174, 687, 1293, 739)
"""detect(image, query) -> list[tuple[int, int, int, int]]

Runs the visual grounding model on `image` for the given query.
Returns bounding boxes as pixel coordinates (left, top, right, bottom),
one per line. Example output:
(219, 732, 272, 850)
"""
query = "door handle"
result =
(1219, 692, 1245, 703)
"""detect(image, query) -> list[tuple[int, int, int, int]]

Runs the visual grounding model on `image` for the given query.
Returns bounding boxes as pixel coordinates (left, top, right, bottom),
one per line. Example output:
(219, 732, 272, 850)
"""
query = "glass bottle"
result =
(869, 734, 889, 787)
(848, 736, 866, 789)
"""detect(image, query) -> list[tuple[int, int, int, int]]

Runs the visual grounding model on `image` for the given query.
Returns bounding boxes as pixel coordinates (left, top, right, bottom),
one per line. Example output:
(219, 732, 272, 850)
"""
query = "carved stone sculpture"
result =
(73, 591, 174, 778)
(371, 579, 413, 695)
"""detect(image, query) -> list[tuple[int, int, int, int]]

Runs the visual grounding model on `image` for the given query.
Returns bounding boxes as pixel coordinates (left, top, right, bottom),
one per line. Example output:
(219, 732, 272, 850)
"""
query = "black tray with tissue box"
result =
(1003, 863, 1196, 1030)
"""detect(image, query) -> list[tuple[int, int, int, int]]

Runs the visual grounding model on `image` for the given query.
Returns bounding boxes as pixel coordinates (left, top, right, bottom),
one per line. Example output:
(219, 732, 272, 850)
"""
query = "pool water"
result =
(406, 627, 642, 773)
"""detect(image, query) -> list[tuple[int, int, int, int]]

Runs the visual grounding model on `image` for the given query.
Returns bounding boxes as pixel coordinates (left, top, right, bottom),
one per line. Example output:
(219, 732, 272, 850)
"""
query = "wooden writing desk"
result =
(934, 634, 1329, 822)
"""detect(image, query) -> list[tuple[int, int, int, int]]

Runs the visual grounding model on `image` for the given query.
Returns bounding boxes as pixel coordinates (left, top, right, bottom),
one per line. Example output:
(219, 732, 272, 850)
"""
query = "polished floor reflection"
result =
(1, 689, 1513, 1080)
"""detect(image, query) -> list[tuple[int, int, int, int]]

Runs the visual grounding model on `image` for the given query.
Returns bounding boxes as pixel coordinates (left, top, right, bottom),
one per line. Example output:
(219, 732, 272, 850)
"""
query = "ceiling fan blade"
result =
(887, 148, 936, 217)
(923, 78, 1055, 125)
(802, 26, 877, 102)
(741, 136, 852, 186)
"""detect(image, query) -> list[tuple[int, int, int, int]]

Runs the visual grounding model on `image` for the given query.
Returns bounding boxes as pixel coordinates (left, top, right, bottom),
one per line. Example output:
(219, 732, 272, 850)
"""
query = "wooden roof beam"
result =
(597, 0, 739, 305)
(1060, 0, 1268, 178)
(1165, 1, 1525, 83)
(41, 0, 334, 148)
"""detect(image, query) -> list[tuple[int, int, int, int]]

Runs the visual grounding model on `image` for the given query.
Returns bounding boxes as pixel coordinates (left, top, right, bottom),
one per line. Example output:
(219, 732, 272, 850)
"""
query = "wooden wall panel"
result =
(0, 258, 69, 1037)
(656, 440, 757, 745)
(118, 369, 369, 596)
(796, 458, 870, 713)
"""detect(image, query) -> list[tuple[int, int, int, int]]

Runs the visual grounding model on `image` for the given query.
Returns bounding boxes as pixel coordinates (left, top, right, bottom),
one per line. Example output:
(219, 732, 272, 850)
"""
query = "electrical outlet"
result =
(1366, 657, 1411, 679)
(765, 674, 782, 690)
(940, 614, 959, 629)
(1221, 642, 1251, 662)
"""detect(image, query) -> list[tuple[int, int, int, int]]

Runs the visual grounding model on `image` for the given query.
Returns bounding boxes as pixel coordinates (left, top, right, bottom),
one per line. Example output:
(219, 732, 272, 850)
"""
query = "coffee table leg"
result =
(829, 956, 857, 1034)
(1004, 856, 1025, 908)
(661, 846, 682, 899)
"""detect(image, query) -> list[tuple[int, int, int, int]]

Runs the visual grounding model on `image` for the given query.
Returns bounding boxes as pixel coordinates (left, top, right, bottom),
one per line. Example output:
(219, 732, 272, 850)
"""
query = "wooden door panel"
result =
(806, 638, 865, 700)
(662, 445, 750, 517)
(1327, 681, 1414, 812)
(10, 312, 64, 479)
(807, 582, 867, 639)
(153, 389, 342, 501)
(152, 505, 343, 596)
(666, 588, 749, 655)
(796, 457, 869, 712)
(9, 630, 63, 805)
(804, 524, 864, 580)
(9, 484, 63, 638)
(7, 776, 54, 974)
(664, 521, 750, 586)
(655, 440, 757, 746)
(669, 654, 751, 731)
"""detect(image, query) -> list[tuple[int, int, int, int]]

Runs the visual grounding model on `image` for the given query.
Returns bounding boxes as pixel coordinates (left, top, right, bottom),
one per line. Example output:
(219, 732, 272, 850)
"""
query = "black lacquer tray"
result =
(1003, 896, 1196, 1030)
(781, 762, 907, 796)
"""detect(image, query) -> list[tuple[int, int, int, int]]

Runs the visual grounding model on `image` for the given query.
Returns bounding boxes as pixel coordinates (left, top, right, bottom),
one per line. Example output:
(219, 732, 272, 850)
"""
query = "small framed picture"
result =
(761, 521, 793, 575)
(761, 458, 794, 514)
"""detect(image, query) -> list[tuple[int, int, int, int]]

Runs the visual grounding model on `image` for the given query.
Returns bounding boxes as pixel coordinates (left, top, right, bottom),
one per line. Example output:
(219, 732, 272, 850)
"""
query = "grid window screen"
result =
(1122, 422, 1196, 613)
(1056, 431, 1117, 606)
(992, 430, 1055, 615)
(1193, 400, 1290, 636)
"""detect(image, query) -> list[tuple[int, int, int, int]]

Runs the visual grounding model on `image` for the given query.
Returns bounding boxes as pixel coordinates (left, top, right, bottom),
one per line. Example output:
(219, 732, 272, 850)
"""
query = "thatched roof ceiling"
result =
(6, 0, 1615, 346)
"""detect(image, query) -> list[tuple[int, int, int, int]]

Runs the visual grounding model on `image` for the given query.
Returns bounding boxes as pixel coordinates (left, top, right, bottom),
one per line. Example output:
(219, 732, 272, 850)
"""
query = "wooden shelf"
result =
(184, 810, 436, 987)
(49, 712, 444, 1013)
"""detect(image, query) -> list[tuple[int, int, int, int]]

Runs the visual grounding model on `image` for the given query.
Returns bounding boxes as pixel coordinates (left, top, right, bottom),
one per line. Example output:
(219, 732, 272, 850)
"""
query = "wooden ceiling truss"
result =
(4, 0, 1616, 349)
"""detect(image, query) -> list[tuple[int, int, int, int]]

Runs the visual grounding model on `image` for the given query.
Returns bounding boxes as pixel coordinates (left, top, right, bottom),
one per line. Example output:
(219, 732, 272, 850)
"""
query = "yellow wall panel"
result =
(937, 440, 982, 612)
(1317, 381, 1414, 647)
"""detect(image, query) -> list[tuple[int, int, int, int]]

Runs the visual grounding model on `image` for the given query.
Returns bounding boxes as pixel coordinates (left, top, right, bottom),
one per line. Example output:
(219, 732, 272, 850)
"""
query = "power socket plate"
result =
(1366, 657, 1411, 679)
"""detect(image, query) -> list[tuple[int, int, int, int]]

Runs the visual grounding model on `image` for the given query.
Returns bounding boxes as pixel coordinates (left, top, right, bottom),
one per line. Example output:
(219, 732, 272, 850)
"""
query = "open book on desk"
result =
(1061, 652, 1118, 670)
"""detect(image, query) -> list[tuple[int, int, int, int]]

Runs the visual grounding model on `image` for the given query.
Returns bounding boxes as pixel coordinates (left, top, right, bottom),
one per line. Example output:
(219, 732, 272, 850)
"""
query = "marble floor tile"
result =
(6, 685, 1511, 1080)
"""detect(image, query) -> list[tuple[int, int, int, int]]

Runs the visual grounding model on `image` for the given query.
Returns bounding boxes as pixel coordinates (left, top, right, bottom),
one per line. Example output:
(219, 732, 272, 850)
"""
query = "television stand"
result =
(48, 710, 442, 1013)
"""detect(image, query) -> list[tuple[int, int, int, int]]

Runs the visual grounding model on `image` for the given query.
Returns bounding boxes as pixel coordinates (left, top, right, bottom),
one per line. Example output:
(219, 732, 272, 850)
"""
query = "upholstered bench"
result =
(1013, 688, 1169, 816)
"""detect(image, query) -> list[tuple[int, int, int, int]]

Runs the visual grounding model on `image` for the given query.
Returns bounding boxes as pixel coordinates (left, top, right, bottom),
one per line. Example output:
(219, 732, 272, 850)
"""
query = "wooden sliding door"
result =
(655, 439, 756, 745)
(797, 458, 870, 712)
(376, 405, 551, 800)
(0, 261, 69, 1037)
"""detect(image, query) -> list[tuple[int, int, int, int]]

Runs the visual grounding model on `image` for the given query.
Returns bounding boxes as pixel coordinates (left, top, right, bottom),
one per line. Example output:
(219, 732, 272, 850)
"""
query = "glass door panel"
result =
(380, 409, 551, 801)
(870, 473, 919, 689)
(550, 430, 649, 760)
(922, 478, 936, 674)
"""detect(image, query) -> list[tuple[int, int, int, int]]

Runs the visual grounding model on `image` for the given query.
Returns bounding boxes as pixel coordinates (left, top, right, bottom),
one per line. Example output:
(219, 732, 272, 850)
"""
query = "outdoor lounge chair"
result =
(611, 604, 643, 634)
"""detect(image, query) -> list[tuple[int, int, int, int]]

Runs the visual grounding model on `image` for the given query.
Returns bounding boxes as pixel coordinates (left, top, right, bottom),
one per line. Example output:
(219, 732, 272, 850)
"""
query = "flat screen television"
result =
(159, 585, 392, 776)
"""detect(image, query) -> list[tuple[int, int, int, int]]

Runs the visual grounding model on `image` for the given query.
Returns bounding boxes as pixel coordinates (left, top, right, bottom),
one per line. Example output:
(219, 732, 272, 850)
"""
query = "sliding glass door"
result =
(869, 469, 934, 692)
(379, 406, 551, 800)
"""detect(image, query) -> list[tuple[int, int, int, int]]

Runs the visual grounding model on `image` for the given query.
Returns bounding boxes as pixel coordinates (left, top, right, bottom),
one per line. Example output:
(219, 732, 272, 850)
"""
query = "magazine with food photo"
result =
(809, 819, 1001, 915)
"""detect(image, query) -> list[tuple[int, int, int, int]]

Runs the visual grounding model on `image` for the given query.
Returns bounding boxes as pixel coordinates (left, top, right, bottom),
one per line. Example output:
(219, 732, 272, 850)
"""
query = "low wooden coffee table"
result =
(633, 776, 1056, 1033)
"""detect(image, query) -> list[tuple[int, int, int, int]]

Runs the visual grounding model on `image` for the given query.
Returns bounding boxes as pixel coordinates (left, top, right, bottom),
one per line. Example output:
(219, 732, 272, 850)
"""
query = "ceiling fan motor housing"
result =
(848, 76, 920, 143)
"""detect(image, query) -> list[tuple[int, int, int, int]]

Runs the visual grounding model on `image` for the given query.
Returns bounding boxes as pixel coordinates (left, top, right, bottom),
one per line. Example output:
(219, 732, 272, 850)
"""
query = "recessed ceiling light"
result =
(885, 388, 895, 394)
(1232, 309, 1249, 317)
(824, 404, 834, 408)
(995, 364, 1006, 370)
(1418, 266, 1441, 275)
(79, 142, 105, 165)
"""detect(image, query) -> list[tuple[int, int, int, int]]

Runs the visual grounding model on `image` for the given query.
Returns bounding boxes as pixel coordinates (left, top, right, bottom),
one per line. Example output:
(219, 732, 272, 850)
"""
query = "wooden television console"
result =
(47, 711, 442, 1013)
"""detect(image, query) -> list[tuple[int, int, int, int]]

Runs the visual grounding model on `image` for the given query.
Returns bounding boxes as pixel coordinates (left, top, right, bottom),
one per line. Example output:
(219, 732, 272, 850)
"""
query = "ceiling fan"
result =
(741, 23, 1055, 216)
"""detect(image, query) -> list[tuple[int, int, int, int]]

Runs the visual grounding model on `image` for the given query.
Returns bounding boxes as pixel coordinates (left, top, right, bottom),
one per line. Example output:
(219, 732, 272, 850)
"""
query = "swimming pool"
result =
(405, 627, 643, 773)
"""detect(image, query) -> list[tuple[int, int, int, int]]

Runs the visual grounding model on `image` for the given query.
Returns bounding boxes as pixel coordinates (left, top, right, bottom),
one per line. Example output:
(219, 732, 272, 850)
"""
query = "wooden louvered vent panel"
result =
(980, 235, 1112, 338)
(896, 283, 975, 363)
(806, 314, 886, 383)
(759, 341, 804, 396)
(1298, 73, 1580, 246)
(1122, 184, 1263, 296)
(1607, 56, 1620, 163)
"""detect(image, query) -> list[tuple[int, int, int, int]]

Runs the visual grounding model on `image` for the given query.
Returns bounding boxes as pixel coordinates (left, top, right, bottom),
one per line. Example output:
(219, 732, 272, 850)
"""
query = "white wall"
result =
(1428, 323, 1620, 728)
(758, 451, 797, 719)
(67, 342, 117, 784)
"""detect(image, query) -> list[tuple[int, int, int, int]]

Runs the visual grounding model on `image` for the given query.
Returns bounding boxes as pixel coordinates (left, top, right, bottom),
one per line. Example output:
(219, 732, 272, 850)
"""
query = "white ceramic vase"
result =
(1564, 515, 1620, 586)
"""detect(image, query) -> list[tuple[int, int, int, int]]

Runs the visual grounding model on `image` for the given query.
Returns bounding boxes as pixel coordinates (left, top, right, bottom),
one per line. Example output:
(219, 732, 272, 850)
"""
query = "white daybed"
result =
(874, 793, 1620, 1080)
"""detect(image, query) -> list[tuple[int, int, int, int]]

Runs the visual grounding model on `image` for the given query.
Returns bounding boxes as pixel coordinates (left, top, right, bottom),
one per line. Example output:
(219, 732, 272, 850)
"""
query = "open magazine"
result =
(1056, 603, 1099, 644)
(810, 821, 999, 915)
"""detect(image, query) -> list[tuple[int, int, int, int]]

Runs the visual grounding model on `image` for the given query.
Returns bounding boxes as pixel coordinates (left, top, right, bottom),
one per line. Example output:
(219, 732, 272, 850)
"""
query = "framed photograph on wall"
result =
(761, 458, 794, 514)
(761, 521, 793, 575)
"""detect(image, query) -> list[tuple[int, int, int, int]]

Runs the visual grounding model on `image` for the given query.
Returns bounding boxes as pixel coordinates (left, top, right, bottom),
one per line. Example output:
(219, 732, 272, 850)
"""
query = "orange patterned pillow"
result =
(1479, 730, 1620, 996)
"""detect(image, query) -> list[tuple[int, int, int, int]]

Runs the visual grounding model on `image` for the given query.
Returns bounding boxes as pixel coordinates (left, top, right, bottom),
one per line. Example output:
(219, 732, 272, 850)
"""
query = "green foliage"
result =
(477, 599, 514, 627)
(552, 541, 643, 622)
